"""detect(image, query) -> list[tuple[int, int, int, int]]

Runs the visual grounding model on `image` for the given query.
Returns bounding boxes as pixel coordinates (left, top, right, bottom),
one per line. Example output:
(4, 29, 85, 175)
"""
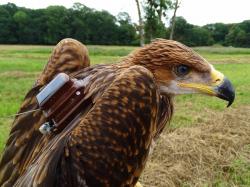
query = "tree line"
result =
(1, 2, 250, 47)
(0, 3, 137, 45)
(171, 17, 250, 47)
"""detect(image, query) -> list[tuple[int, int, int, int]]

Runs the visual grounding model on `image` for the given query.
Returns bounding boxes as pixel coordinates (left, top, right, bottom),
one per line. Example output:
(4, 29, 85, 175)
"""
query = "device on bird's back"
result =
(36, 73, 86, 135)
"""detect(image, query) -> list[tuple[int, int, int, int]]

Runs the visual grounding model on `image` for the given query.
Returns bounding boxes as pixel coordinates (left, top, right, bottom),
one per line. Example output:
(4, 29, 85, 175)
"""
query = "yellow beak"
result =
(178, 68, 235, 107)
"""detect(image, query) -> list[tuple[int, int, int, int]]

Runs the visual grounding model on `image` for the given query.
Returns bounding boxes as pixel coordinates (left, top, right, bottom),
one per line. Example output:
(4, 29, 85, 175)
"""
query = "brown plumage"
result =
(0, 38, 235, 187)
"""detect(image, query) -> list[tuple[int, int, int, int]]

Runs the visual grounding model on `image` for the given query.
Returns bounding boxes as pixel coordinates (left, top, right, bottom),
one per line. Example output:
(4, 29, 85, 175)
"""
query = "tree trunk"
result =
(158, 0, 165, 21)
(170, 0, 179, 40)
(135, 0, 144, 46)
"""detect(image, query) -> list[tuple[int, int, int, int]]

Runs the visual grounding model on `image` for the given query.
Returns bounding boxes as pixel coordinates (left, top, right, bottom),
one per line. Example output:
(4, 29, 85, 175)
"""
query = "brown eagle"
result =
(0, 38, 235, 187)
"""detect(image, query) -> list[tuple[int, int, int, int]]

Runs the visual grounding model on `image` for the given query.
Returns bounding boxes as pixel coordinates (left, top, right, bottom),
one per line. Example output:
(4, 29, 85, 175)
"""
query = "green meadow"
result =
(0, 44, 249, 186)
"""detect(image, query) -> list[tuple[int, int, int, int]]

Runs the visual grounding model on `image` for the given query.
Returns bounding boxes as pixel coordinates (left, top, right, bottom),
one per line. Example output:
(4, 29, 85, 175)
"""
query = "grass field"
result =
(0, 44, 249, 186)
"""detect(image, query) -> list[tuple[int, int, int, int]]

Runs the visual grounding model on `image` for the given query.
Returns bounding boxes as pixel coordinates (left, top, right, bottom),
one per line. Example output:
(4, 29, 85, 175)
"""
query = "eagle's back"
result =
(0, 39, 173, 187)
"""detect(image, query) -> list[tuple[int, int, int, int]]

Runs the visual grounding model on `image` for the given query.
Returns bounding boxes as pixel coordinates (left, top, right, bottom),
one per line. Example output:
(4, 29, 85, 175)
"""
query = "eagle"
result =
(0, 38, 235, 187)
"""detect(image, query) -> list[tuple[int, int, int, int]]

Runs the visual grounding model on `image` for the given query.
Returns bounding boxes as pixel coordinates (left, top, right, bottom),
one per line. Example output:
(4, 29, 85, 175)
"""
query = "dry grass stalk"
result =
(140, 106, 250, 187)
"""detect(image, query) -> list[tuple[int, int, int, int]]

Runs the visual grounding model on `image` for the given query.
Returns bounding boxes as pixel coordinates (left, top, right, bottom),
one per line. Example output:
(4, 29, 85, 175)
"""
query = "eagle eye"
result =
(175, 65, 190, 77)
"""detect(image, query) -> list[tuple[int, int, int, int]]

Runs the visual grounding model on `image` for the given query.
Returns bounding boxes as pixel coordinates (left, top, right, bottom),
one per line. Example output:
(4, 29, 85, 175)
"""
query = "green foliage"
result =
(117, 12, 137, 45)
(146, 0, 172, 19)
(144, 0, 172, 42)
(13, 10, 28, 23)
(45, 6, 71, 44)
(0, 3, 137, 45)
(1, 2, 250, 47)
(225, 21, 250, 47)
(186, 27, 214, 46)
(0, 4, 17, 43)
(68, 4, 93, 43)
(170, 16, 250, 47)
(204, 23, 229, 44)
(170, 17, 214, 46)
(89, 11, 121, 44)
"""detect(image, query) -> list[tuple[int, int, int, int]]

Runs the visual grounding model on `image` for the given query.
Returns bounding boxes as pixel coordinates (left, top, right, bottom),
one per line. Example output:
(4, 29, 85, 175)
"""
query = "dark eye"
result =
(175, 65, 190, 77)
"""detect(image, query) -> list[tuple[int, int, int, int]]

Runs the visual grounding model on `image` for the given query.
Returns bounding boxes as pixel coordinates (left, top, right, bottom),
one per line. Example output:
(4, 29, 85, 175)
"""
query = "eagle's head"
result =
(129, 39, 235, 106)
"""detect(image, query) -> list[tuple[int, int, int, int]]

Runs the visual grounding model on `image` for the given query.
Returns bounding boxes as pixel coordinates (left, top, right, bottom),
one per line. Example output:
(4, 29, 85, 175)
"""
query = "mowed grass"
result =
(0, 44, 249, 186)
(194, 46, 250, 64)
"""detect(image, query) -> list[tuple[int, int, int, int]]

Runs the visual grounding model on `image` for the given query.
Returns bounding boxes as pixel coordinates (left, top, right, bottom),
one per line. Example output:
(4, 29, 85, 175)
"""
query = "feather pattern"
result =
(1, 39, 213, 187)
(0, 38, 90, 187)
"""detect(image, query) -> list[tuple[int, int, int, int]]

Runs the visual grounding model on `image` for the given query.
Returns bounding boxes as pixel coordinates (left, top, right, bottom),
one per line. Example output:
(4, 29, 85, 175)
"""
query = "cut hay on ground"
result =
(140, 106, 250, 187)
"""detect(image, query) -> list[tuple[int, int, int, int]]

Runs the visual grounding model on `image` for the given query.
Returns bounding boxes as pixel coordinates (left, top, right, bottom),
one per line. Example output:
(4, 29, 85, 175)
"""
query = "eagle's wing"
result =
(13, 65, 160, 187)
(37, 38, 90, 86)
(0, 38, 90, 186)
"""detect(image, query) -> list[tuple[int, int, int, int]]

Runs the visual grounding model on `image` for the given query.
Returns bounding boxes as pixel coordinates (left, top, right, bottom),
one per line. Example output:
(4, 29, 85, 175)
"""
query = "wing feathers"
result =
(0, 39, 90, 186)
(59, 66, 160, 186)
(37, 38, 90, 86)
(0, 39, 171, 187)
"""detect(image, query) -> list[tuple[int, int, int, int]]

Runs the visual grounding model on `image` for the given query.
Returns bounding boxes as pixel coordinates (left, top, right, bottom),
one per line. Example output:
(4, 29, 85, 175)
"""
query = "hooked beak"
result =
(178, 67, 235, 107)
(210, 67, 235, 107)
(212, 75, 235, 107)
